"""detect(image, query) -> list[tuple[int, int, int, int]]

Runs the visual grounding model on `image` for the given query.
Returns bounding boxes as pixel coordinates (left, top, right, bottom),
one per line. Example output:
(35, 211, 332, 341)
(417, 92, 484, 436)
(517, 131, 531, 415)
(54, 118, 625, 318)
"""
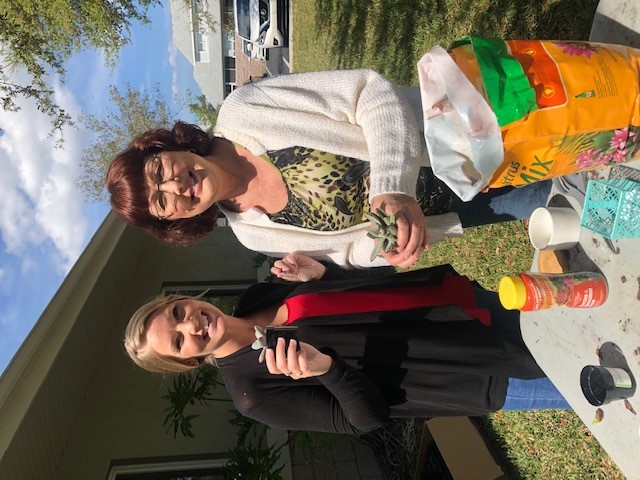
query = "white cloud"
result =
(162, 0, 181, 98)
(168, 41, 180, 99)
(0, 69, 89, 273)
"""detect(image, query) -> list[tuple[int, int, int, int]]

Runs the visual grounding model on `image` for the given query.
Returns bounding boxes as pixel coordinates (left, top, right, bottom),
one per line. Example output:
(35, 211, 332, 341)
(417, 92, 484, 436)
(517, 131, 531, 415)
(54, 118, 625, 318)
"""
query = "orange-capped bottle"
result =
(498, 272, 608, 311)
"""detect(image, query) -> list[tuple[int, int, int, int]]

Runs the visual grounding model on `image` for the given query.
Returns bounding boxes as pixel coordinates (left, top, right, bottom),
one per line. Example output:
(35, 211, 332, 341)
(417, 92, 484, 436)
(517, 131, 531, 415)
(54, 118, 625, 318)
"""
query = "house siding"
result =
(170, 0, 228, 106)
(0, 222, 260, 480)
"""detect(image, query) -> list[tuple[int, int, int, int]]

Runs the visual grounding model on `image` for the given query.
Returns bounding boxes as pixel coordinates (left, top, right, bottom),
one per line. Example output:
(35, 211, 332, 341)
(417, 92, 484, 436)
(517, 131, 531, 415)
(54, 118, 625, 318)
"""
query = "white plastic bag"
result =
(417, 46, 503, 201)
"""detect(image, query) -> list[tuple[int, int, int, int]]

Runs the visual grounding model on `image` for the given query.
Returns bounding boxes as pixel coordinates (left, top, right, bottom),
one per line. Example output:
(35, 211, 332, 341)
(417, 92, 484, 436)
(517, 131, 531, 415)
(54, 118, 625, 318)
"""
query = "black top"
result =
(216, 265, 544, 434)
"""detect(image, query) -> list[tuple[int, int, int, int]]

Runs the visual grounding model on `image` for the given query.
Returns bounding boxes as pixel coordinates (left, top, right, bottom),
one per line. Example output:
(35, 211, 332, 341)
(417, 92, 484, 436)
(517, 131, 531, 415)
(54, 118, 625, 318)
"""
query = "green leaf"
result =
(592, 131, 614, 150)
(364, 212, 381, 224)
(370, 239, 384, 261)
(160, 364, 228, 439)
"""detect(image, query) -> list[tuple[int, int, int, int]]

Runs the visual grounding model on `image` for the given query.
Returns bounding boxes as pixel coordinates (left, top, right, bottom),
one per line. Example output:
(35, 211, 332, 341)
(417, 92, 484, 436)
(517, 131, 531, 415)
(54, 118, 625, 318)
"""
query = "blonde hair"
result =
(124, 293, 215, 374)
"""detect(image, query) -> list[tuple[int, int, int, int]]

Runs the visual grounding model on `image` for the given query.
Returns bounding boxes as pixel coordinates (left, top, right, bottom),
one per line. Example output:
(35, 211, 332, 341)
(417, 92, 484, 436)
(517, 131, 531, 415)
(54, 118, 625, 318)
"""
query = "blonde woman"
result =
(125, 254, 567, 434)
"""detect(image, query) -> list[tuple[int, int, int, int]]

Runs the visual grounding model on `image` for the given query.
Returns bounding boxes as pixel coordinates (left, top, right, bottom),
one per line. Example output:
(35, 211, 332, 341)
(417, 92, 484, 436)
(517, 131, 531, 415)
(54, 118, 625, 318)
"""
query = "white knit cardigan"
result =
(214, 69, 462, 268)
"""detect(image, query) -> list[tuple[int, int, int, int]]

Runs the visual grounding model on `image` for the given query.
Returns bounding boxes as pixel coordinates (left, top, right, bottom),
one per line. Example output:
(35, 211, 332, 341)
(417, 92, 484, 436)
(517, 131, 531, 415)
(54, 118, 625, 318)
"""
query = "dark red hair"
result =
(106, 121, 220, 246)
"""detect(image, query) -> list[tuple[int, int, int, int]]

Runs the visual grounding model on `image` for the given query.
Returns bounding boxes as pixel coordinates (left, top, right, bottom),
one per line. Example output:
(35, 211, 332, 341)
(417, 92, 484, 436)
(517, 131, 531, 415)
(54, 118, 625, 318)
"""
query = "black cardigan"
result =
(216, 265, 543, 434)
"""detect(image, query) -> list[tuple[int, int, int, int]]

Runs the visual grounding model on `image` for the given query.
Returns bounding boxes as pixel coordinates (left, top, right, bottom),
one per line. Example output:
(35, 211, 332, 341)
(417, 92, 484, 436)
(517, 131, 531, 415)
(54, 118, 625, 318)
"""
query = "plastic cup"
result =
(529, 207, 581, 250)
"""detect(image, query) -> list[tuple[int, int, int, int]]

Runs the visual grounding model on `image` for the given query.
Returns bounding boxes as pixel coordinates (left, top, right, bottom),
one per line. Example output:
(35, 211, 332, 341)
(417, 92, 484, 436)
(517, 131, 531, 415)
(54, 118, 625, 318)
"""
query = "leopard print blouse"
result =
(264, 146, 454, 231)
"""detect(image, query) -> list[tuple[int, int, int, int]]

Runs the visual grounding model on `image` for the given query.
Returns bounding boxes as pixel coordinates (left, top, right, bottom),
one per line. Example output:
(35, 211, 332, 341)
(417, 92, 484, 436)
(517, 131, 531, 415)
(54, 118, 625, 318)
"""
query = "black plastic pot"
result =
(581, 365, 633, 406)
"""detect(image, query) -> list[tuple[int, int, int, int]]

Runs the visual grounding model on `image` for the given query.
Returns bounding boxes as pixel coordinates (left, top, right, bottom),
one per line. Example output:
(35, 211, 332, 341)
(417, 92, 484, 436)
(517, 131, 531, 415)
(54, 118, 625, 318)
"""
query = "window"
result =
(224, 56, 236, 79)
(192, 0, 210, 63)
(108, 456, 226, 480)
(224, 30, 236, 57)
(224, 56, 236, 98)
(195, 30, 209, 63)
(234, 0, 253, 39)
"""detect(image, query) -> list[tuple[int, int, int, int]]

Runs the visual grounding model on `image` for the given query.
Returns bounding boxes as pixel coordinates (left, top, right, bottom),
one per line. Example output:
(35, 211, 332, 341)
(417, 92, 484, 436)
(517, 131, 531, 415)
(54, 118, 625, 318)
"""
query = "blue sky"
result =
(0, 3, 201, 373)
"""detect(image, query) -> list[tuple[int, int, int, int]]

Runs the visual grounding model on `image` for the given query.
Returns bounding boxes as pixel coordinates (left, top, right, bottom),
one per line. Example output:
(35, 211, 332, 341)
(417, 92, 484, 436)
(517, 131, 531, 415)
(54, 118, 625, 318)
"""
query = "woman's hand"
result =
(369, 193, 428, 268)
(265, 338, 333, 379)
(271, 252, 326, 282)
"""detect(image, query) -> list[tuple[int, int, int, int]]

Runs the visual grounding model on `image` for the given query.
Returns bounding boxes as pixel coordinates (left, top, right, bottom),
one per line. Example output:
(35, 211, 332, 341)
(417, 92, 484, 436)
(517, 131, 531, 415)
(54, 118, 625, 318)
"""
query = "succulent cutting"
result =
(365, 208, 398, 261)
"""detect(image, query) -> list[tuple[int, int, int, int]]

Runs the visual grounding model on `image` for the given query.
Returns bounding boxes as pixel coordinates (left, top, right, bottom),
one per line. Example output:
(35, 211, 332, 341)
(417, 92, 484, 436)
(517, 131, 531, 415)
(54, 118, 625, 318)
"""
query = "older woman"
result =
(108, 69, 550, 268)
(125, 253, 567, 434)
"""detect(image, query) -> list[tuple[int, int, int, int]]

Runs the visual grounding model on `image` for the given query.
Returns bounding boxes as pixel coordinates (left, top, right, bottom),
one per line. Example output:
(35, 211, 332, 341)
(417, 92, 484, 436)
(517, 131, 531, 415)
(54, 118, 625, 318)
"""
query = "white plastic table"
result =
(522, 4, 640, 476)
(521, 159, 640, 479)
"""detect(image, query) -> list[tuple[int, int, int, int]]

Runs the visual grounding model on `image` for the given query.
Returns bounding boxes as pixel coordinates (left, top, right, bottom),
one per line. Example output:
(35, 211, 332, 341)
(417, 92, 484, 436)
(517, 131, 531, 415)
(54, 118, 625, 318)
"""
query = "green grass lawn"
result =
(291, 1, 625, 478)
(293, 0, 601, 86)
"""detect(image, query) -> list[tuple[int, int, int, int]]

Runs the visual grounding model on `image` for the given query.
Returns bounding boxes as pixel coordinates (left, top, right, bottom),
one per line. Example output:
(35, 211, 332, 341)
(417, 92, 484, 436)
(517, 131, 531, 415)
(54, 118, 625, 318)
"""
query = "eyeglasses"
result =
(150, 154, 175, 221)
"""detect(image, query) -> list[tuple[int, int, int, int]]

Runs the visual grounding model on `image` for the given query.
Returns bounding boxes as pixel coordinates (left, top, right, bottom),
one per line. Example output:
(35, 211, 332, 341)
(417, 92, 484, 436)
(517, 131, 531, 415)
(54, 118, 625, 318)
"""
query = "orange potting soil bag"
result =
(449, 37, 640, 189)
(418, 37, 640, 201)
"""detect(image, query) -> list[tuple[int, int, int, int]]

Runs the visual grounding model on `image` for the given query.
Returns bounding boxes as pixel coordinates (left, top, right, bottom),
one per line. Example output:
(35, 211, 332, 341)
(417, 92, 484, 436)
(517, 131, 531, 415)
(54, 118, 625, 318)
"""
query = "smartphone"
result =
(266, 326, 300, 351)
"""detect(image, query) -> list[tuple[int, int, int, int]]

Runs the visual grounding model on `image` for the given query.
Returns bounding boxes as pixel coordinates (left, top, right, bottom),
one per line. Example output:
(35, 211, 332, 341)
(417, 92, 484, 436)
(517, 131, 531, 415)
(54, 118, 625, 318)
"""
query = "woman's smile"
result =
(190, 170, 207, 204)
(145, 299, 227, 362)
(200, 311, 218, 341)
(146, 151, 219, 220)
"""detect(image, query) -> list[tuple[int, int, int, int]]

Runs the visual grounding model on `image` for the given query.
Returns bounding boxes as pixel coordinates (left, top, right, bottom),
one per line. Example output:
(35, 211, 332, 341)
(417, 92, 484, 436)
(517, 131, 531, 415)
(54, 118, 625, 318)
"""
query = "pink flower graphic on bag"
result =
(576, 149, 603, 169)
(561, 126, 640, 171)
(599, 153, 614, 164)
(556, 42, 598, 59)
(610, 128, 637, 150)
(612, 148, 628, 163)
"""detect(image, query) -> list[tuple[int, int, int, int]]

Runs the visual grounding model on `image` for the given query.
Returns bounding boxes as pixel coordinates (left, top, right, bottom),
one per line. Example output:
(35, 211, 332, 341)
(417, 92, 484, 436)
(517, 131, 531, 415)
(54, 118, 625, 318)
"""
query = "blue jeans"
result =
(450, 180, 552, 227)
(503, 377, 570, 410)
(473, 289, 570, 411)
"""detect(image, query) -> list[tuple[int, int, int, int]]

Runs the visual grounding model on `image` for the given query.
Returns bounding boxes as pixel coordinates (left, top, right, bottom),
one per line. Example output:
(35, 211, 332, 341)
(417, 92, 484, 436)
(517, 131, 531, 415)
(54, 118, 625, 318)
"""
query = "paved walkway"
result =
(289, 434, 385, 480)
